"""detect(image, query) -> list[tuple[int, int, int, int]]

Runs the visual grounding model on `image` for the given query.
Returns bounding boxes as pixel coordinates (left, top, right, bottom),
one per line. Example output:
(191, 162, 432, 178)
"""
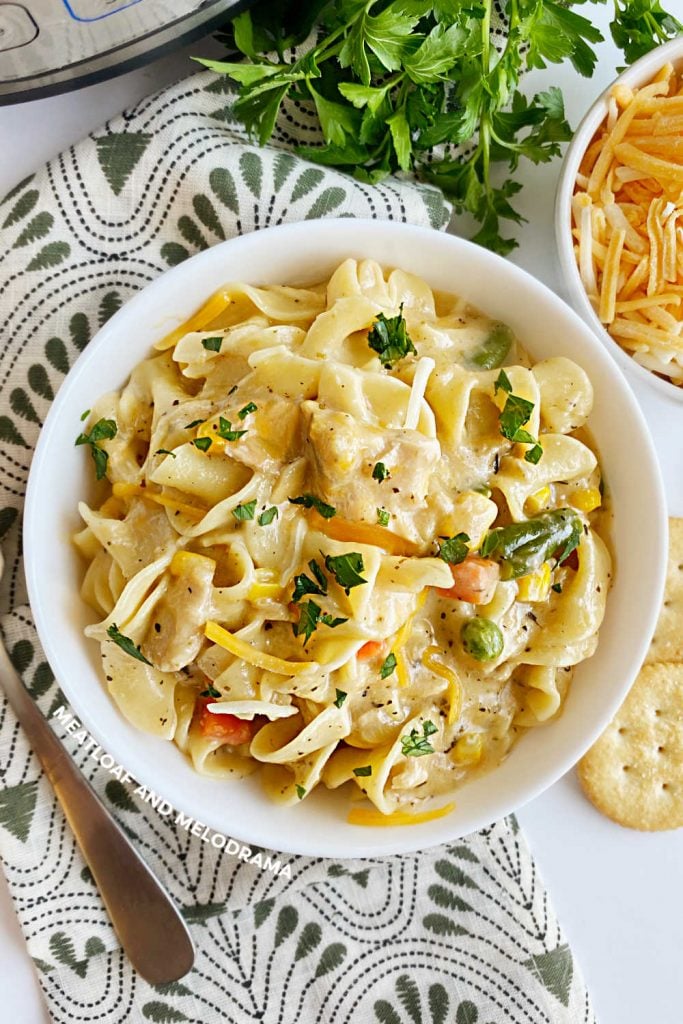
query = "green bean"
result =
(468, 322, 514, 370)
(461, 618, 504, 661)
(480, 508, 582, 580)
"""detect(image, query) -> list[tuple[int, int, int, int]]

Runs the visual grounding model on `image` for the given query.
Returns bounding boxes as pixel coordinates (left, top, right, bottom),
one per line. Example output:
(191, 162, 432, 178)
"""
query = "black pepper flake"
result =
(154, 623, 161, 633)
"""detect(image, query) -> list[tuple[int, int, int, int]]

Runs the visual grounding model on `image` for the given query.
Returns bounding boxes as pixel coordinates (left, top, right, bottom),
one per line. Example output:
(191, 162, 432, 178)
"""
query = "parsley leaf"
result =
(295, 784, 306, 800)
(216, 416, 247, 442)
(258, 506, 279, 526)
(238, 402, 258, 419)
(106, 623, 151, 665)
(438, 533, 470, 565)
(380, 653, 397, 679)
(75, 418, 117, 480)
(80, 408, 90, 421)
(334, 689, 347, 708)
(292, 600, 347, 644)
(201, 336, 223, 352)
(372, 462, 390, 482)
(288, 494, 337, 519)
(494, 371, 544, 463)
(200, 684, 221, 698)
(155, 448, 176, 458)
(353, 765, 372, 777)
(309, 559, 328, 591)
(401, 721, 438, 758)
(320, 611, 348, 628)
(377, 507, 390, 527)
(367, 305, 417, 368)
(210, 0, 680, 255)
(552, 582, 563, 593)
(292, 559, 327, 603)
(324, 552, 367, 594)
(232, 500, 257, 521)
(185, 418, 205, 429)
(192, 436, 213, 453)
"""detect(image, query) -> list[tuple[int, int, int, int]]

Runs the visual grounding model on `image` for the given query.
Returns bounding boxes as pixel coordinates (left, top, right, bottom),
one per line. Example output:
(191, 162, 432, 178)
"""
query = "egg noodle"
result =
(74, 258, 611, 823)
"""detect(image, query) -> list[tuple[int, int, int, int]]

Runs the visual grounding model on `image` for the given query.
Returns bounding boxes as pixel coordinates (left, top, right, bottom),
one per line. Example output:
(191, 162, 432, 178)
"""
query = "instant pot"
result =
(0, 0, 248, 103)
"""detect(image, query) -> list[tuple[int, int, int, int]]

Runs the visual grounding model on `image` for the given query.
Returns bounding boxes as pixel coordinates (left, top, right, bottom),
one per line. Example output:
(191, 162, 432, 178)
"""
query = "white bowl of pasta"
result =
(24, 218, 666, 857)
(555, 36, 683, 399)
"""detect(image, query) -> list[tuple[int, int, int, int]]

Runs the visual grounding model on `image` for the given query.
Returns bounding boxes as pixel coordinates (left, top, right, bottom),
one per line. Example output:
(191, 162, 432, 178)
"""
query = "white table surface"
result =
(2, 11, 683, 1024)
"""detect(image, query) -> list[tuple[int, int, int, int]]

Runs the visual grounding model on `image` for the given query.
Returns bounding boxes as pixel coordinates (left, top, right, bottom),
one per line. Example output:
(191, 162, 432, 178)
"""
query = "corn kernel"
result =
(170, 550, 216, 576)
(451, 733, 483, 766)
(524, 485, 551, 515)
(248, 568, 282, 601)
(516, 562, 551, 602)
(570, 487, 602, 513)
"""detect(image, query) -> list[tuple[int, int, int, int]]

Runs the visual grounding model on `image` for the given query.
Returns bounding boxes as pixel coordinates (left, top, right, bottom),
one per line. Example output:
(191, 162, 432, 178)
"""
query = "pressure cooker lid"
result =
(0, 0, 241, 104)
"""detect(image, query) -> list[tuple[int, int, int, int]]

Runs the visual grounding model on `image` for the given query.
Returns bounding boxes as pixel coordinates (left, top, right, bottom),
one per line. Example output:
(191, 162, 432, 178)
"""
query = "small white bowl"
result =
(24, 219, 667, 858)
(555, 36, 683, 402)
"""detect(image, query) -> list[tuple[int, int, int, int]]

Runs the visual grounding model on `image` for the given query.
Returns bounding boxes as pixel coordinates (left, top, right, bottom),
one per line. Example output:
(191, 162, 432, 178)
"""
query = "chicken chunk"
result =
(302, 403, 440, 543)
(141, 551, 215, 672)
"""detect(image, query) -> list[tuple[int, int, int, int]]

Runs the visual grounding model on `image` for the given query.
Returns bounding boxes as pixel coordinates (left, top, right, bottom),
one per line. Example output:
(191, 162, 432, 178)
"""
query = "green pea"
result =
(468, 322, 514, 370)
(460, 617, 504, 662)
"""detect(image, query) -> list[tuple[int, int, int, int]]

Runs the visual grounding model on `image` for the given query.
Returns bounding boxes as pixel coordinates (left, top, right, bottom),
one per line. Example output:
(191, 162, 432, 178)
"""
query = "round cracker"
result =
(577, 662, 683, 830)
(645, 519, 683, 665)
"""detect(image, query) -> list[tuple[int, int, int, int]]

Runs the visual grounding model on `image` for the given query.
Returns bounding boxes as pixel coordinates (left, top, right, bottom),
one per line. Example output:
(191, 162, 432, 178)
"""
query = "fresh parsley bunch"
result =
(198, 0, 681, 254)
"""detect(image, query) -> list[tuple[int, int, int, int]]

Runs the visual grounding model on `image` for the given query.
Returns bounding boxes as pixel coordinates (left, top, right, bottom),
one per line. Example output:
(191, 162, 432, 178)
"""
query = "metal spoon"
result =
(0, 551, 195, 984)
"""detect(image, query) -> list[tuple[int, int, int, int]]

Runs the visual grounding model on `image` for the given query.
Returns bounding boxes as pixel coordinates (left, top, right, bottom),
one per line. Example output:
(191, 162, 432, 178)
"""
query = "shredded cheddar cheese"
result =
(205, 620, 314, 676)
(347, 802, 456, 827)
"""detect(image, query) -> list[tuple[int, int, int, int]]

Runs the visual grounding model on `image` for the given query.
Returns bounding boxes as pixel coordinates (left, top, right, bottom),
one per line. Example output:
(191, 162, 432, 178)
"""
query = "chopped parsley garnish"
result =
(401, 721, 438, 758)
(185, 418, 206, 429)
(228, 384, 238, 396)
(309, 559, 328, 591)
(367, 305, 417, 368)
(288, 494, 336, 519)
(438, 533, 470, 566)
(552, 582, 563, 593)
(324, 552, 366, 594)
(494, 370, 543, 464)
(353, 765, 372, 777)
(155, 448, 176, 458)
(380, 653, 397, 680)
(295, 784, 306, 800)
(192, 436, 213, 452)
(372, 462, 390, 482)
(75, 417, 117, 480)
(292, 559, 328, 603)
(238, 402, 257, 419)
(334, 689, 347, 708)
(377, 508, 390, 527)
(292, 600, 347, 645)
(258, 506, 279, 526)
(201, 336, 223, 352)
(232, 500, 257, 521)
(216, 416, 247, 442)
(106, 623, 151, 665)
(80, 408, 91, 421)
(200, 684, 221, 698)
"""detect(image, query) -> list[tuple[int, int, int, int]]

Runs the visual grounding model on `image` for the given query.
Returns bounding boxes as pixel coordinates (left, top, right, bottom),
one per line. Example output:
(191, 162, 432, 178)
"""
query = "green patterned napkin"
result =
(0, 69, 594, 1024)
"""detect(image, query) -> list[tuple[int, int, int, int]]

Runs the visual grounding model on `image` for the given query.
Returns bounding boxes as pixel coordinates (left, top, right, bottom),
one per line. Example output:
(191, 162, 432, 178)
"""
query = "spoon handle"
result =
(0, 639, 195, 984)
